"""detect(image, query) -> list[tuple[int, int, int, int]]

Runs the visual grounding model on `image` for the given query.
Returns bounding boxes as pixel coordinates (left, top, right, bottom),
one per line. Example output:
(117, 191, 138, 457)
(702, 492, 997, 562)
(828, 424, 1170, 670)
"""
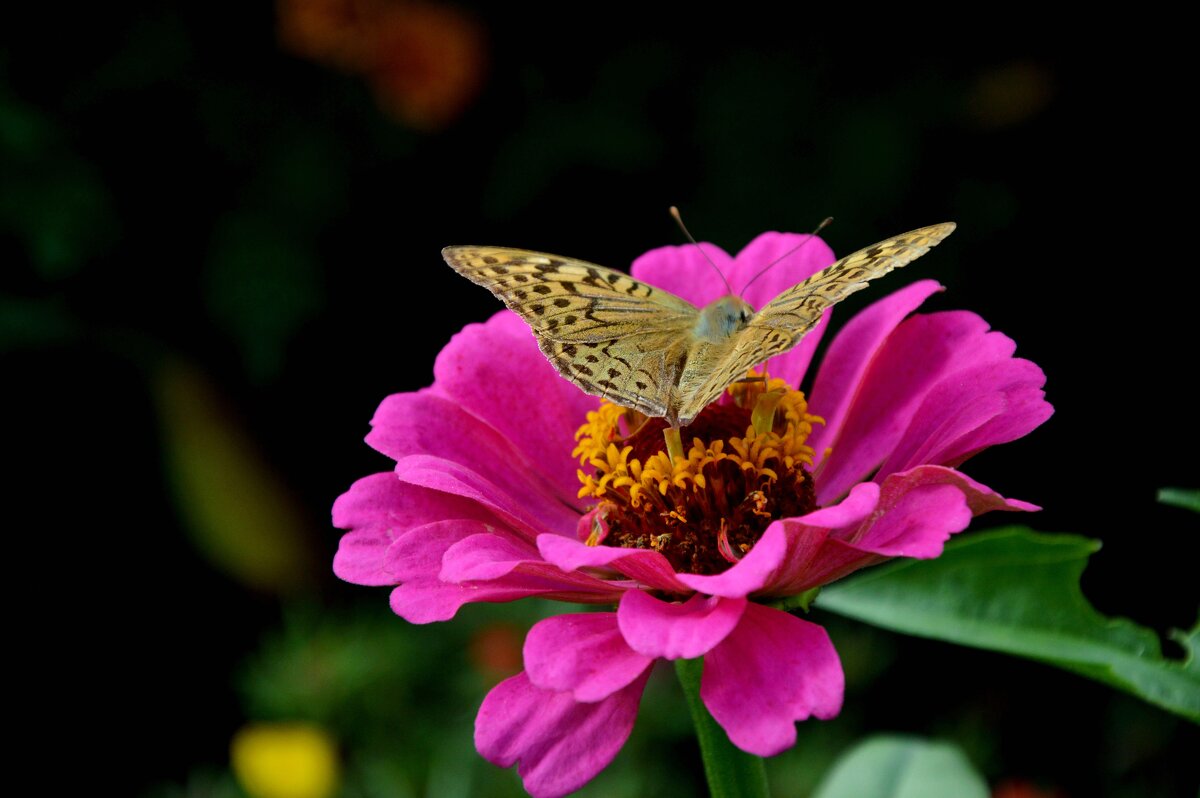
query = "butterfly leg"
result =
(663, 424, 685, 466)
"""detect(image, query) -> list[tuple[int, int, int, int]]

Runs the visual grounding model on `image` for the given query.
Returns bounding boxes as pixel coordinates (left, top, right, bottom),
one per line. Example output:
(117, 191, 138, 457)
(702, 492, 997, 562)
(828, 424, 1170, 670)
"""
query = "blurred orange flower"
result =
(469, 622, 525, 682)
(277, 0, 486, 130)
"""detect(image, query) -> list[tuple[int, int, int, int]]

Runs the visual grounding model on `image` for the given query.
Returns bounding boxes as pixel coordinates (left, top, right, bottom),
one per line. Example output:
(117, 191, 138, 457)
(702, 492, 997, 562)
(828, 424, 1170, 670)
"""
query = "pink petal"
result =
(431, 312, 598, 502)
(840, 483, 971, 558)
(878, 464, 1041, 515)
(523, 613, 653, 701)
(432, 309, 600, 499)
(684, 483, 882, 598)
(369, 391, 580, 529)
(879, 359, 1052, 475)
(629, 242, 735, 307)
(394, 454, 579, 540)
(438, 532, 543, 582)
(617, 592, 746, 659)
(701, 604, 843, 756)
(727, 232, 837, 314)
(391, 574, 620, 624)
(476, 670, 650, 798)
(676, 522, 790, 598)
(788, 466, 1035, 592)
(537, 534, 692, 594)
(758, 482, 882, 595)
(387, 519, 500, 581)
(332, 472, 493, 586)
(813, 310, 1020, 504)
(437, 531, 619, 591)
(807, 280, 943, 460)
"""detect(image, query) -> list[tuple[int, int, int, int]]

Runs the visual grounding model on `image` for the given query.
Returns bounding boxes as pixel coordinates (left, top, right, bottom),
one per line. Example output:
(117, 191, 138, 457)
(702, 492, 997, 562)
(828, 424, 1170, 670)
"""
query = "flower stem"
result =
(674, 658, 770, 798)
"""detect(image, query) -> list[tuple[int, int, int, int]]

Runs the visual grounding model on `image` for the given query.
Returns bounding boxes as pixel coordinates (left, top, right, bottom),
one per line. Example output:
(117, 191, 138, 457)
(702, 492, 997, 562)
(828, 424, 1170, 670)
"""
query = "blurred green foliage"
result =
(810, 736, 988, 798)
(0, 89, 117, 279)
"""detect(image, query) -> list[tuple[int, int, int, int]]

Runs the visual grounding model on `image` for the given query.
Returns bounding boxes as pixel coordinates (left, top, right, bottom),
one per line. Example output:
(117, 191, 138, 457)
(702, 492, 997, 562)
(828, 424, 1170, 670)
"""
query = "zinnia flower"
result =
(333, 231, 1052, 798)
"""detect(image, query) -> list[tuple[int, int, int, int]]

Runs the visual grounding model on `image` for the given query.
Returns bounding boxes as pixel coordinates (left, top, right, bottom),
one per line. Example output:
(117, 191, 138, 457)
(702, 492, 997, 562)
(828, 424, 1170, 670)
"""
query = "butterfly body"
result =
(443, 223, 954, 428)
(694, 295, 754, 341)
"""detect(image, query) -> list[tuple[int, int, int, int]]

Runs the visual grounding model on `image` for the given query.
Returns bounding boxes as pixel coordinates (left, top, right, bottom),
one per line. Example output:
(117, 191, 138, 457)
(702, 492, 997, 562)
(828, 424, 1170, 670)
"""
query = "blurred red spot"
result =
(469, 622, 525, 682)
(993, 778, 1067, 798)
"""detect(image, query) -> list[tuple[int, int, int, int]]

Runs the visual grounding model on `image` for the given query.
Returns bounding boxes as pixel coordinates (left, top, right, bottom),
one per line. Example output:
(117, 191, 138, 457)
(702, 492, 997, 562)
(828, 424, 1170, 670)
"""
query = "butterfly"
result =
(443, 223, 955, 429)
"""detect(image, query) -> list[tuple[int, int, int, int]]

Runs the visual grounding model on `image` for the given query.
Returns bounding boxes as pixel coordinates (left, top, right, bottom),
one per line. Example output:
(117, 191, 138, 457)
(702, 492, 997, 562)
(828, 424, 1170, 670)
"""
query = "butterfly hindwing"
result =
(539, 334, 689, 418)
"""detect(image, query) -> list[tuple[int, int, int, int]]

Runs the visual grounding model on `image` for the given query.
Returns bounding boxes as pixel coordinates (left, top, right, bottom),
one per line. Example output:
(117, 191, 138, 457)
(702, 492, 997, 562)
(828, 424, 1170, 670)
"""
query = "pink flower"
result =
(333, 232, 1052, 798)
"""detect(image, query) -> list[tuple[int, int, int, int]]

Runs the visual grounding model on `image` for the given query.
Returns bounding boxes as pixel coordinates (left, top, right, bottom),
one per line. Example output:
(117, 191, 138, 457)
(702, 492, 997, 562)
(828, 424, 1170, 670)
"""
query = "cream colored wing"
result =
(675, 223, 956, 425)
(442, 245, 699, 418)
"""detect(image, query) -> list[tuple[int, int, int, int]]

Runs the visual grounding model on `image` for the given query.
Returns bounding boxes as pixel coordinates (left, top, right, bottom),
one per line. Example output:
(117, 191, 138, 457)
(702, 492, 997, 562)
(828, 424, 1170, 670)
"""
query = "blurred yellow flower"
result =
(231, 722, 340, 798)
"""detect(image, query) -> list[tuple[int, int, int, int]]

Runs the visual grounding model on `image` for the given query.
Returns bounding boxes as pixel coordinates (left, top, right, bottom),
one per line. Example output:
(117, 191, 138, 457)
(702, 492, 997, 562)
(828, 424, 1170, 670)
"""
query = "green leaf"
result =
(674, 658, 769, 798)
(811, 736, 987, 798)
(1157, 487, 1200, 513)
(817, 527, 1200, 722)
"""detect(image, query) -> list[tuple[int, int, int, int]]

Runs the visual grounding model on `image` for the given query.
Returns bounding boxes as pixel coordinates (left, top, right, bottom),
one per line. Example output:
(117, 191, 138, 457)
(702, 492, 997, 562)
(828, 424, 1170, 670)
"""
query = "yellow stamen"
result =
(572, 370, 825, 575)
(751, 389, 786, 435)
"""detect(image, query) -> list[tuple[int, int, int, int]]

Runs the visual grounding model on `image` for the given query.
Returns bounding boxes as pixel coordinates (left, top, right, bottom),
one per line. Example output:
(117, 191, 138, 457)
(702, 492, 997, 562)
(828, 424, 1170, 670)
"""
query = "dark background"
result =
(5, 5, 1196, 796)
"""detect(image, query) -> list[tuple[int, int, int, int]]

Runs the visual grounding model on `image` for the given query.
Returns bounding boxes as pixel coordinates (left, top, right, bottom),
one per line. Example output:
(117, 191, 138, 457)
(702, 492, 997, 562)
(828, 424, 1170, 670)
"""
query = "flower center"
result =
(572, 373, 822, 576)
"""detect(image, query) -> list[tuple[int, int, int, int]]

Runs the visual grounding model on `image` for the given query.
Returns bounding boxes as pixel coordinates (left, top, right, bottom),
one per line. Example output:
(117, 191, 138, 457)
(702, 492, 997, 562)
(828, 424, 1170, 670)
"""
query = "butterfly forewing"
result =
(442, 246, 699, 417)
(752, 223, 956, 322)
(674, 223, 957, 424)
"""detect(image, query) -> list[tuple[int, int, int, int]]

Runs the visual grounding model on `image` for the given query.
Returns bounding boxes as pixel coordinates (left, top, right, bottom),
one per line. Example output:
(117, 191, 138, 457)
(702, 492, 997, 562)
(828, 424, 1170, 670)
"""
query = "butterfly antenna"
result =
(670, 206, 733, 296)
(740, 217, 834, 295)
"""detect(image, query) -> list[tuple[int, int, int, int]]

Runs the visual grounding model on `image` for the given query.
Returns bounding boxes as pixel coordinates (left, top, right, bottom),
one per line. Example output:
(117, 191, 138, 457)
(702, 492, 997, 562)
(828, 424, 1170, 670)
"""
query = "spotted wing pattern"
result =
(674, 223, 957, 424)
(442, 246, 699, 418)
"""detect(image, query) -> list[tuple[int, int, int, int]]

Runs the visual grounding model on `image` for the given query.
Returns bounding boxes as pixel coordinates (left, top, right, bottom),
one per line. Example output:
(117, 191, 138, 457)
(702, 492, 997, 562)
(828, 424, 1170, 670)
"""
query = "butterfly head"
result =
(694, 295, 755, 342)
